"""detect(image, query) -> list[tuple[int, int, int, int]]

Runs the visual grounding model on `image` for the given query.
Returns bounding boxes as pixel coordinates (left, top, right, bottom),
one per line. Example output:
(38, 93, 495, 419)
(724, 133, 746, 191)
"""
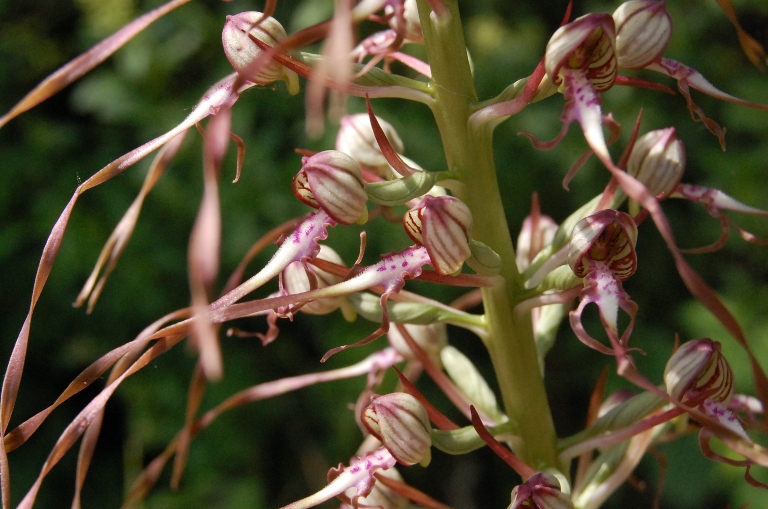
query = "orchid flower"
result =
(280, 446, 399, 509)
(663, 338, 768, 489)
(283, 392, 434, 509)
(519, 0, 768, 187)
(519, 13, 621, 175)
(567, 209, 639, 364)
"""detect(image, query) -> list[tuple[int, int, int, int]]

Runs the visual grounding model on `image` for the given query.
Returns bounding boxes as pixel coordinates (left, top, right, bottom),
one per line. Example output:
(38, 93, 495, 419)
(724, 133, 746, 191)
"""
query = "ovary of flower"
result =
(280, 447, 398, 509)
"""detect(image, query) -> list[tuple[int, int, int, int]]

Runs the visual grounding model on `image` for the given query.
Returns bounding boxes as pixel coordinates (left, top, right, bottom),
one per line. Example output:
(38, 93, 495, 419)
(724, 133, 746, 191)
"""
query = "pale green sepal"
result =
(536, 265, 581, 292)
(534, 302, 569, 373)
(573, 422, 668, 509)
(572, 441, 630, 508)
(465, 240, 502, 276)
(282, 68, 300, 95)
(441, 346, 506, 423)
(431, 420, 517, 455)
(348, 292, 480, 328)
(557, 391, 666, 453)
(365, 171, 439, 206)
(300, 53, 433, 96)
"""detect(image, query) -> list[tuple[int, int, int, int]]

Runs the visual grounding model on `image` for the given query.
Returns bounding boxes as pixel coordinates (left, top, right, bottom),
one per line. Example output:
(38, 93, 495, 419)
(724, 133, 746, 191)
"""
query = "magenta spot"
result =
(377, 266, 386, 272)
(401, 261, 408, 267)
(390, 265, 396, 270)
(351, 466, 360, 473)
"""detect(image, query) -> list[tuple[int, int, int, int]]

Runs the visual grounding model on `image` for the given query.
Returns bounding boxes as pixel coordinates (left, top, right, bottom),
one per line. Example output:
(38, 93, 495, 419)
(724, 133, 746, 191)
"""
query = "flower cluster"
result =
(1, 0, 768, 508)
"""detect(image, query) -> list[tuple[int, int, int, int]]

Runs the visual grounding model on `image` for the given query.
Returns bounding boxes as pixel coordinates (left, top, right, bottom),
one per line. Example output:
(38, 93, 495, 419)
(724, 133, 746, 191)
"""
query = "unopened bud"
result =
(568, 210, 638, 280)
(336, 114, 405, 174)
(362, 393, 432, 466)
(597, 389, 636, 418)
(292, 150, 368, 225)
(282, 245, 345, 315)
(545, 14, 618, 92)
(403, 195, 473, 276)
(222, 12, 289, 84)
(664, 338, 734, 405)
(613, 0, 672, 69)
(509, 472, 574, 509)
(627, 128, 685, 198)
(516, 212, 558, 272)
(387, 0, 423, 42)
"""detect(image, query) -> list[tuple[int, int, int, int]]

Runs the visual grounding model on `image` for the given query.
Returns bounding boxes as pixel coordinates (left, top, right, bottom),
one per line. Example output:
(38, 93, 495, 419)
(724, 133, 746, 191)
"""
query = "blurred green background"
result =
(1, 0, 767, 507)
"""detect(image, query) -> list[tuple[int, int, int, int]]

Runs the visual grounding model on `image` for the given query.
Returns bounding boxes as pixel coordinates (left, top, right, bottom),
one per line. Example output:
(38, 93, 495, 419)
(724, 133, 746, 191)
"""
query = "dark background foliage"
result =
(1, 0, 767, 507)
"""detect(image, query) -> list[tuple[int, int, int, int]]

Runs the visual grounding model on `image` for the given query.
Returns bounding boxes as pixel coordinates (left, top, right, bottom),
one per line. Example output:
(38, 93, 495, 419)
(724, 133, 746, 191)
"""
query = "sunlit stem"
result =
(416, 0, 560, 473)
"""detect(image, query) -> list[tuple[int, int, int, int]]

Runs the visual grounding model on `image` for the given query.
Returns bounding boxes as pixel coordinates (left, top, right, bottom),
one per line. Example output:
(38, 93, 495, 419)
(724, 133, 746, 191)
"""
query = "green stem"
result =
(416, 0, 561, 473)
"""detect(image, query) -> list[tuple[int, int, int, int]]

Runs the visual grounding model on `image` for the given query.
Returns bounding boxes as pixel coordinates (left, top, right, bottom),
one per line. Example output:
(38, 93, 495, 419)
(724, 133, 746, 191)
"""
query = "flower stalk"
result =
(416, 0, 560, 472)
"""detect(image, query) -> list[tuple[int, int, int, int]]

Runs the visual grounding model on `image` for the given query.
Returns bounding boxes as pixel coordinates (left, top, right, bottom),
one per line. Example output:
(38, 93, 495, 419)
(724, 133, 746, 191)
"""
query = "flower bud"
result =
(292, 150, 368, 225)
(387, 323, 447, 362)
(362, 392, 432, 466)
(516, 211, 558, 272)
(282, 245, 345, 315)
(626, 128, 685, 198)
(597, 388, 636, 418)
(387, 0, 423, 42)
(509, 472, 574, 509)
(568, 210, 638, 280)
(613, 0, 672, 69)
(664, 338, 734, 405)
(335, 114, 405, 174)
(222, 12, 289, 84)
(545, 14, 618, 92)
(403, 195, 473, 276)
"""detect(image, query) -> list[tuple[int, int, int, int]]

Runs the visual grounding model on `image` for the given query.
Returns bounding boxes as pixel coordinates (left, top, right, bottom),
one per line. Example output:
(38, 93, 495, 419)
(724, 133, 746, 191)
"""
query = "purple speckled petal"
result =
(519, 69, 619, 179)
(211, 210, 335, 309)
(280, 447, 397, 509)
(569, 259, 638, 362)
